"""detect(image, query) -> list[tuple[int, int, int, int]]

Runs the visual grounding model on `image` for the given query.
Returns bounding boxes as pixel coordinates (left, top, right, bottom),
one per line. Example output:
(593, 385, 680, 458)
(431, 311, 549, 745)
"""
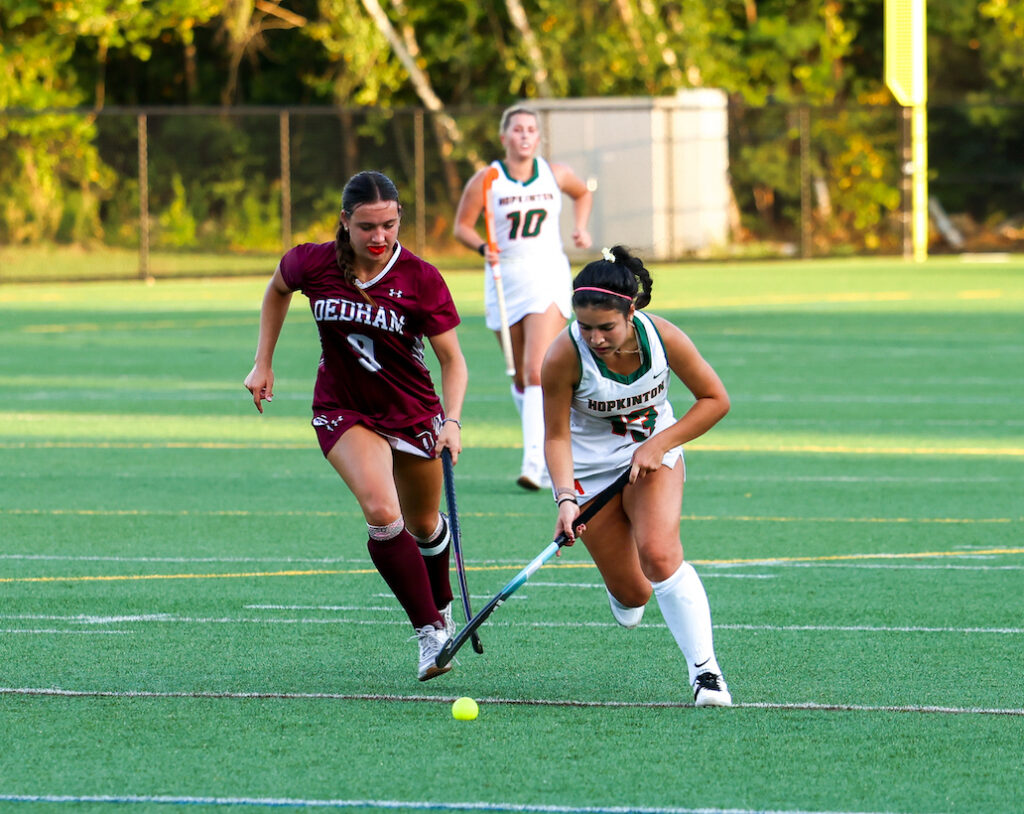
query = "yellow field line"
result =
(0, 441, 312, 451)
(21, 317, 254, 334)
(0, 568, 372, 584)
(1, 507, 1018, 524)
(3, 547, 1023, 584)
(699, 547, 1024, 565)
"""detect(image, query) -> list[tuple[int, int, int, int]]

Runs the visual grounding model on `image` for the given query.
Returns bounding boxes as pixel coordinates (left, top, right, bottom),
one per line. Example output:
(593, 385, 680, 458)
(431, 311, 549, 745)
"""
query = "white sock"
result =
(607, 588, 646, 629)
(411, 514, 448, 556)
(652, 561, 721, 685)
(521, 385, 545, 474)
(510, 383, 524, 416)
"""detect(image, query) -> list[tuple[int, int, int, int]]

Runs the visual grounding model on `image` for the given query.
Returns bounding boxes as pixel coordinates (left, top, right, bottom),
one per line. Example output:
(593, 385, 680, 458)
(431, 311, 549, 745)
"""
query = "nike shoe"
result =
(693, 671, 732, 707)
(414, 623, 452, 682)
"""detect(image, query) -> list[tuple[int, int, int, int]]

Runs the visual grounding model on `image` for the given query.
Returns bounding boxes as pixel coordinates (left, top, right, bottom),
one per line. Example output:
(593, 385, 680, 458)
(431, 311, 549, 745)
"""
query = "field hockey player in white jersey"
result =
(454, 104, 593, 491)
(541, 245, 733, 707)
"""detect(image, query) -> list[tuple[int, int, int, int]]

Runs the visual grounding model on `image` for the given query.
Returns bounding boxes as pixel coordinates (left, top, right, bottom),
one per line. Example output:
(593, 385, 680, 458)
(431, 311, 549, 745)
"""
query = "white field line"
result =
(0, 629, 129, 635)
(1, 613, 1021, 637)
(714, 623, 1024, 635)
(367, 593, 528, 602)
(0, 687, 1021, 720)
(2, 546, 1023, 570)
(0, 554, 368, 564)
(730, 393, 1022, 405)
(3, 510, 1023, 525)
(245, 604, 399, 612)
(777, 562, 1024, 572)
(0, 792, 924, 814)
(700, 473, 1017, 484)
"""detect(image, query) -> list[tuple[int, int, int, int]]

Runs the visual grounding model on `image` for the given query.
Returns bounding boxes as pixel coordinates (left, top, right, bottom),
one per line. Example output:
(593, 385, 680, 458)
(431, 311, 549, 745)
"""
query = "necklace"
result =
(613, 325, 642, 357)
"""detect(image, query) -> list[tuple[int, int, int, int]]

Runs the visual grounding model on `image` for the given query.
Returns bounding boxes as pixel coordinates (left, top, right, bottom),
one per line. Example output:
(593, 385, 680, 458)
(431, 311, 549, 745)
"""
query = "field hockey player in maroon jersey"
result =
(244, 170, 469, 681)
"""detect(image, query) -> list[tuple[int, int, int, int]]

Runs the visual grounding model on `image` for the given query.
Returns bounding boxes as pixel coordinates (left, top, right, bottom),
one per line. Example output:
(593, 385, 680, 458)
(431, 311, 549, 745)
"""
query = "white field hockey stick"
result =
(482, 166, 515, 377)
(434, 468, 630, 669)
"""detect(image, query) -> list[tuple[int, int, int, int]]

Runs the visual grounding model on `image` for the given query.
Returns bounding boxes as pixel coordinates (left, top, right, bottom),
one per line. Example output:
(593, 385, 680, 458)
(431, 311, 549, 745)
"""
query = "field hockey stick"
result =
(482, 166, 515, 377)
(434, 468, 631, 669)
(441, 448, 484, 655)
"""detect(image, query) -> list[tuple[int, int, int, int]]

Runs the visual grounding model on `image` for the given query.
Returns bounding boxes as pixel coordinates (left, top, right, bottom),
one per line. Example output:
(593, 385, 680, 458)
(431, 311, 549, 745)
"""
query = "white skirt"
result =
(484, 254, 572, 331)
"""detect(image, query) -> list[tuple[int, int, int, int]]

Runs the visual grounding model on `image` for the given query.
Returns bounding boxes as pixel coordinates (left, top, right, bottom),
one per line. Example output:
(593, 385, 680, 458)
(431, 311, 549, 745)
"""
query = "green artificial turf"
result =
(1, 256, 1022, 814)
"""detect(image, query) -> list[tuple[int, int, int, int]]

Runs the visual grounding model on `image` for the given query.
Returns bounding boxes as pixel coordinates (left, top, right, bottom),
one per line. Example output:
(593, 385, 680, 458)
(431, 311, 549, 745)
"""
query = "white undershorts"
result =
(561, 447, 685, 503)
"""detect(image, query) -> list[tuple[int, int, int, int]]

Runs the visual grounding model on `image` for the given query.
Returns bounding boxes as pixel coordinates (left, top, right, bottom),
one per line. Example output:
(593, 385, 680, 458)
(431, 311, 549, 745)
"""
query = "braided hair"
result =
(571, 245, 653, 314)
(335, 170, 401, 304)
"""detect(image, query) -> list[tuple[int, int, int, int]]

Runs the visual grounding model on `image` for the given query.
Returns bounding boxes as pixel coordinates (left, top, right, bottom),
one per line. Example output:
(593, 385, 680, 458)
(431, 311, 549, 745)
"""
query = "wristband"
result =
(477, 242, 487, 256)
(556, 495, 578, 507)
(443, 417, 462, 429)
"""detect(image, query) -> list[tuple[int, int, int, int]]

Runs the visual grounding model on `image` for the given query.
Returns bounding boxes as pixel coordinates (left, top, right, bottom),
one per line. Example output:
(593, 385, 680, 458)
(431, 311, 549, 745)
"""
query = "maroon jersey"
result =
(279, 241, 460, 432)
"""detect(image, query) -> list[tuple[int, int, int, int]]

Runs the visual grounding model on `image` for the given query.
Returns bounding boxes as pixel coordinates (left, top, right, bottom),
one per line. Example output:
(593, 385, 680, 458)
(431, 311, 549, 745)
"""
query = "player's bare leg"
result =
(327, 428, 450, 680)
(592, 461, 730, 705)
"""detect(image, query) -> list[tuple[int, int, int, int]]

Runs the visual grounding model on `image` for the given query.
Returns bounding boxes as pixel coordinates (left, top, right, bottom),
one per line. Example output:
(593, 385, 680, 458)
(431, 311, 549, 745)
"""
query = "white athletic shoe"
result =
(414, 623, 452, 682)
(606, 588, 645, 629)
(693, 671, 732, 707)
(440, 602, 455, 639)
(517, 462, 550, 491)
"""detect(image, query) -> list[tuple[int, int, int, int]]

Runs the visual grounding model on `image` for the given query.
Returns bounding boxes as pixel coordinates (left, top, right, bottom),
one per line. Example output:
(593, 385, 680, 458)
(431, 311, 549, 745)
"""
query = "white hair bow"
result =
(601, 247, 615, 262)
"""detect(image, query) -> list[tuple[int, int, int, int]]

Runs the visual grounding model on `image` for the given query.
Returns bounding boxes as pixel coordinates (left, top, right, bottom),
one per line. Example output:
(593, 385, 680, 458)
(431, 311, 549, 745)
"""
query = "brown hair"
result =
(335, 170, 401, 305)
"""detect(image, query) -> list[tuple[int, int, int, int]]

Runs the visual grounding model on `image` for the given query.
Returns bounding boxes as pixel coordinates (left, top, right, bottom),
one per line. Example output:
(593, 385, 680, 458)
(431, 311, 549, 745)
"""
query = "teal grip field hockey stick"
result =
(441, 448, 483, 655)
(434, 468, 630, 669)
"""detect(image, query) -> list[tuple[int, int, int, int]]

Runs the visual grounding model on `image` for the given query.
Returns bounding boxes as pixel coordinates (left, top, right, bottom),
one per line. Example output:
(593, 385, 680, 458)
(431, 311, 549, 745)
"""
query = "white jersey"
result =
(567, 311, 684, 497)
(484, 157, 571, 330)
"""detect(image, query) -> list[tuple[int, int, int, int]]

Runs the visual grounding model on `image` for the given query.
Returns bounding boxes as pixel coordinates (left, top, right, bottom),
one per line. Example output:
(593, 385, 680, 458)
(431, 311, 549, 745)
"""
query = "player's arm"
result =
(428, 327, 469, 461)
(633, 315, 729, 470)
(551, 162, 593, 249)
(541, 329, 583, 541)
(244, 266, 293, 413)
(453, 169, 497, 263)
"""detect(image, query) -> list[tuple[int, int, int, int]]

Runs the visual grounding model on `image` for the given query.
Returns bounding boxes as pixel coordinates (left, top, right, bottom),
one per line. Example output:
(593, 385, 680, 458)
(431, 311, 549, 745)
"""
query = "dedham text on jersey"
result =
(312, 298, 406, 334)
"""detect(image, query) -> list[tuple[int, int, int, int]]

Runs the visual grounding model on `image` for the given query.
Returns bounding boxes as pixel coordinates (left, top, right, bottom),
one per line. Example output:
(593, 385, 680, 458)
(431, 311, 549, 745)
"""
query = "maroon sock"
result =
(367, 529, 442, 629)
(417, 517, 454, 610)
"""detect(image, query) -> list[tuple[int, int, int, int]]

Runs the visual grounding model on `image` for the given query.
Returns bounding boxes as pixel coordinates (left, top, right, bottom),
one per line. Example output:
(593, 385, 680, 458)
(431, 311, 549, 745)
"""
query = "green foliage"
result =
(0, 110, 117, 244)
(305, 0, 409, 106)
(223, 182, 283, 252)
(978, 0, 1024, 97)
(155, 173, 197, 248)
(1, 0, 1022, 254)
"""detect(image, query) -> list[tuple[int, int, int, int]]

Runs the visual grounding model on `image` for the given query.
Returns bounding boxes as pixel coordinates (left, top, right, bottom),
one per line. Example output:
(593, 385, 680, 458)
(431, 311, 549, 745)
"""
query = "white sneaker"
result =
(414, 623, 452, 682)
(606, 588, 645, 629)
(440, 602, 455, 639)
(516, 462, 550, 491)
(693, 671, 732, 707)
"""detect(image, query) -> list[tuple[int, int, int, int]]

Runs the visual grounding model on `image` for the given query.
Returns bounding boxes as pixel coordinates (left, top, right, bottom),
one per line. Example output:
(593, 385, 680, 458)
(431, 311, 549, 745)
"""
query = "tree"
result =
(0, 0, 221, 243)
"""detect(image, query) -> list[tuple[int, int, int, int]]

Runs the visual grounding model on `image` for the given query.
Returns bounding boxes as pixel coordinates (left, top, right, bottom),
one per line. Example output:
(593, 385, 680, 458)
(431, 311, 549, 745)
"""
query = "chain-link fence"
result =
(2, 101, 1022, 282)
